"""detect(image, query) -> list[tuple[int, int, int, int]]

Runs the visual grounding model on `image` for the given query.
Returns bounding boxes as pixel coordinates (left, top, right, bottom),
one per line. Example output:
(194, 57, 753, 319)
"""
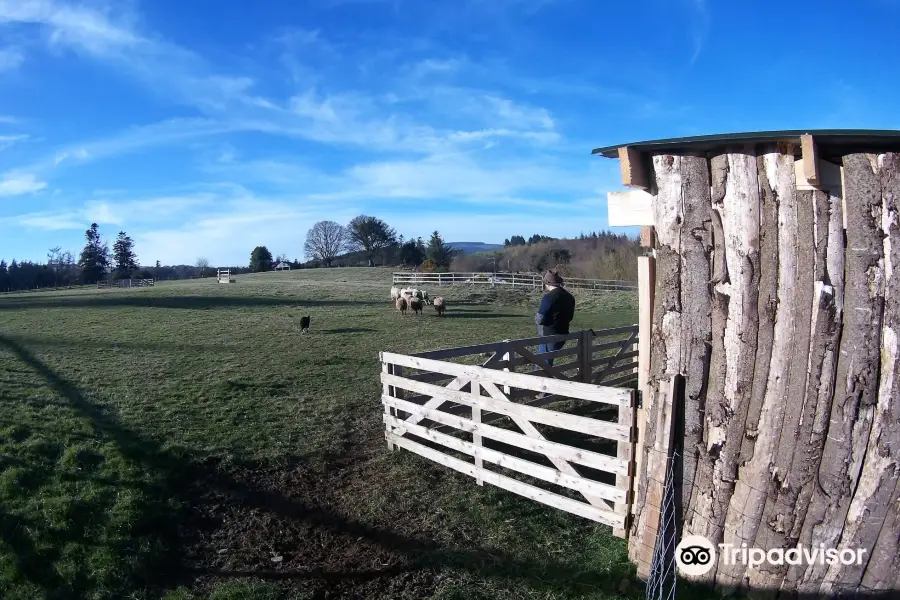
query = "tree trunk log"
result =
(628, 154, 684, 568)
(780, 190, 846, 596)
(795, 153, 886, 594)
(677, 154, 713, 531)
(819, 153, 900, 595)
(720, 148, 797, 590)
(745, 183, 816, 593)
(683, 150, 760, 587)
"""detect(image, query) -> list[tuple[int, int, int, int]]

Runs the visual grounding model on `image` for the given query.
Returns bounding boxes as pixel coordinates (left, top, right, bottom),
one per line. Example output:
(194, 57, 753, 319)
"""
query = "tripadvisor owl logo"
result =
(675, 535, 717, 576)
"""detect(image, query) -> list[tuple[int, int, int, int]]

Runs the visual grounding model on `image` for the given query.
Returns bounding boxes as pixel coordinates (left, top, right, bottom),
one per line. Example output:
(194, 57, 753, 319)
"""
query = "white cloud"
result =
(0, 134, 29, 152)
(0, 172, 46, 196)
(0, 46, 24, 71)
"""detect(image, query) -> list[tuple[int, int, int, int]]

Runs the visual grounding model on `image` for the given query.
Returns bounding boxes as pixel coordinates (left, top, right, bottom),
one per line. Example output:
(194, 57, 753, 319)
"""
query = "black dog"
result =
(300, 315, 311, 334)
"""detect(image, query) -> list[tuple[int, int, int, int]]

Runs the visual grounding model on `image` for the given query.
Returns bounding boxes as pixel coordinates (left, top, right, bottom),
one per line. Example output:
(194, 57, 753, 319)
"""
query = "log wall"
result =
(630, 147, 900, 596)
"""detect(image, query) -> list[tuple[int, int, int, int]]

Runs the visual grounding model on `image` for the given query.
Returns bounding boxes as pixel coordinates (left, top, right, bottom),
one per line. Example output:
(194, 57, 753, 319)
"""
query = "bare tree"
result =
(347, 215, 397, 267)
(304, 221, 347, 267)
(47, 246, 62, 287)
(196, 257, 210, 277)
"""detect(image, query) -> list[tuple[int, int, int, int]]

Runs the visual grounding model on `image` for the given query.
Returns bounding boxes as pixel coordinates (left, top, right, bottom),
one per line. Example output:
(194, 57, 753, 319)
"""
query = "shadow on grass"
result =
(0, 296, 388, 311)
(320, 328, 378, 335)
(0, 333, 235, 354)
(440, 311, 523, 319)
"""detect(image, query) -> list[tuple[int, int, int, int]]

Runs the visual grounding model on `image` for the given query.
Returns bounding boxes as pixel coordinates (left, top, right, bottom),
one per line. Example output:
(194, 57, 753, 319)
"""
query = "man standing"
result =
(535, 270, 576, 368)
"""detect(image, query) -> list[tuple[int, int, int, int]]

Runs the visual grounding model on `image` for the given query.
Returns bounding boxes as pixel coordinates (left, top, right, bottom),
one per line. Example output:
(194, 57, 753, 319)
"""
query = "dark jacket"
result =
(535, 286, 575, 335)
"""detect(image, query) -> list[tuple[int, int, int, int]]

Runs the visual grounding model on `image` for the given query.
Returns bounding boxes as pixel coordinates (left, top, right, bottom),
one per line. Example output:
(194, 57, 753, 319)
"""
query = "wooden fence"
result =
(380, 325, 640, 535)
(392, 272, 637, 292)
(99, 278, 155, 288)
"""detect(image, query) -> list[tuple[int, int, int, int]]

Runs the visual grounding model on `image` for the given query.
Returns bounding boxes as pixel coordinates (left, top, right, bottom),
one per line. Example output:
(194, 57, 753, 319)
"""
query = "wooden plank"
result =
(382, 396, 629, 474)
(607, 190, 653, 226)
(592, 338, 639, 353)
(514, 345, 571, 380)
(613, 391, 636, 538)
(598, 372, 639, 388)
(382, 352, 631, 406)
(590, 350, 639, 367)
(618, 146, 649, 190)
(477, 380, 616, 509)
(591, 324, 641, 338)
(413, 332, 581, 360)
(380, 378, 630, 441)
(633, 375, 679, 578)
(471, 380, 483, 486)
(386, 432, 625, 528)
(640, 226, 655, 248)
(593, 360, 640, 380)
(801, 134, 820, 183)
(383, 362, 396, 450)
(795, 157, 842, 191)
(394, 376, 470, 430)
(383, 415, 626, 503)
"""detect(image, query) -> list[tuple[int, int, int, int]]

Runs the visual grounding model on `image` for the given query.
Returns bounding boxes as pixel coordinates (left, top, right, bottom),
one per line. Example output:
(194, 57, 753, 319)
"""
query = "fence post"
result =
(472, 379, 483, 485)
(381, 355, 396, 451)
(580, 330, 592, 383)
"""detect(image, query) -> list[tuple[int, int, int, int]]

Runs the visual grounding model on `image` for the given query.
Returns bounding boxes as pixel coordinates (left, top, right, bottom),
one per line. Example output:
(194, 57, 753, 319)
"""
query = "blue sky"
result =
(1, 0, 899, 266)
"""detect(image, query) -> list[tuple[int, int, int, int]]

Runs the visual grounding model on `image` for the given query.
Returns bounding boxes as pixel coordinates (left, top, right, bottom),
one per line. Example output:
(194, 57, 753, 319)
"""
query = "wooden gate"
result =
(379, 327, 639, 536)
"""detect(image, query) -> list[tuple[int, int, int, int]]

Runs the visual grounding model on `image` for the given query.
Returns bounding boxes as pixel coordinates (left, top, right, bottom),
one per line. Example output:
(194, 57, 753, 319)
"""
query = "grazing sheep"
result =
(433, 296, 445, 316)
(300, 315, 311, 333)
(402, 287, 429, 305)
(390, 286, 401, 301)
(409, 296, 423, 315)
(396, 296, 408, 316)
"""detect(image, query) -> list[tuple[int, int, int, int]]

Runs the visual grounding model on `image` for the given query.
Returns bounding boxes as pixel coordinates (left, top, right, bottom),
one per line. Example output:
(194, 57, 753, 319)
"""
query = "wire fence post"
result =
(644, 447, 679, 600)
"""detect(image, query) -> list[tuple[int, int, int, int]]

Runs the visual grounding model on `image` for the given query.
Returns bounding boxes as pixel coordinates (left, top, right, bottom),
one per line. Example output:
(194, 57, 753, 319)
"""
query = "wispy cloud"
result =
(0, 134, 29, 152)
(0, 171, 46, 196)
(688, 0, 710, 66)
(0, 45, 24, 71)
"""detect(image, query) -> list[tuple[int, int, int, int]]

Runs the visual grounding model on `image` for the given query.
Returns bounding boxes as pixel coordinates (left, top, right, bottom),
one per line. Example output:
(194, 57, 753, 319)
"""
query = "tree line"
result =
(235, 215, 458, 273)
(453, 230, 641, 281)
(1, 216, 640, 293)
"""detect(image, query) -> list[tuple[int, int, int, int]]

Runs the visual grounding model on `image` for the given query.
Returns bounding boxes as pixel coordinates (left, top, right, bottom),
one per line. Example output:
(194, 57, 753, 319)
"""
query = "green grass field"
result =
(0, 268, 641, 600)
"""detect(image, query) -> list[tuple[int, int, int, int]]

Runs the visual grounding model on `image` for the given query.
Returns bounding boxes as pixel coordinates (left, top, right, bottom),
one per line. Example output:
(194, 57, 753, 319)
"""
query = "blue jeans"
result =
(537, 341, 565, 367)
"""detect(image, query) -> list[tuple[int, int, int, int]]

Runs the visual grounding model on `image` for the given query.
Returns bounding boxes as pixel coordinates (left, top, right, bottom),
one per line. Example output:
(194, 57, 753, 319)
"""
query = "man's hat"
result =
(542, 270, 563, 286)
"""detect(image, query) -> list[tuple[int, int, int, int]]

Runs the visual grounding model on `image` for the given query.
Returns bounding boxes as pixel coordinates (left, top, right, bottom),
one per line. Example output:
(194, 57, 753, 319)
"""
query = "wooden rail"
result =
(380, 325, 639, 535)
(392, 272, 637, 292)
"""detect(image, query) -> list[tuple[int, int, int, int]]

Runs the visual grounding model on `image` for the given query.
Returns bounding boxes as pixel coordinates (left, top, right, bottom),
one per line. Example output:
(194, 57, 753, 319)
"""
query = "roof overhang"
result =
(591, 129, 900, 162)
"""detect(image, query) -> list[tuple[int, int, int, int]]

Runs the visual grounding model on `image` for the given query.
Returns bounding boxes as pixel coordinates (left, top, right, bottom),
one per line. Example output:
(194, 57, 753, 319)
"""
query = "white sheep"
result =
(390, 286, 401, 301)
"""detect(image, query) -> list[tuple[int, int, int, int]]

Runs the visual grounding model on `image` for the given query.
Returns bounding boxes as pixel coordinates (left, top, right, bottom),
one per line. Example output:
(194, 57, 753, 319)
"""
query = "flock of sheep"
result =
(390, 286, 446, 317)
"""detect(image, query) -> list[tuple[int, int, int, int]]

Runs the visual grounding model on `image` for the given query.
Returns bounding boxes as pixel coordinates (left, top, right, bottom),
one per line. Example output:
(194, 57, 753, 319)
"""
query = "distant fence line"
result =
(392, 272, 637, 293)
(97, 278, 155, 289)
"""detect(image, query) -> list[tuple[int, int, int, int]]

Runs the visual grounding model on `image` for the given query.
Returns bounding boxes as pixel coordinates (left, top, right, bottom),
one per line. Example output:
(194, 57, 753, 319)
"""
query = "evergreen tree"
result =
(250, 245, 273, 272)
(112, 231, 138, 278)
(78, 223, 110, 284)
(426, 231, 456, 268)
(399, 240, 425, 266)
(0, 260, 7, 292)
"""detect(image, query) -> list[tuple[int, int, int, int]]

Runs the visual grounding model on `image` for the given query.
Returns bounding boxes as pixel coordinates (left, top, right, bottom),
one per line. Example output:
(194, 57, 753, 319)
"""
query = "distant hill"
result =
(447, 242, 504, 255)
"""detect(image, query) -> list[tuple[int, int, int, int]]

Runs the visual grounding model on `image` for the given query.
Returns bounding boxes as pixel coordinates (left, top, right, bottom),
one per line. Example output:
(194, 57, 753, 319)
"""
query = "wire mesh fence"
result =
(644, 448, 679, 600)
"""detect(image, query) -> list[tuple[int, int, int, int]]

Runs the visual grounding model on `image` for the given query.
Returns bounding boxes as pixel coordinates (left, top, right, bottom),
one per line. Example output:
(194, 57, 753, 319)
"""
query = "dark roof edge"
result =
(591, 129, 900, 159)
